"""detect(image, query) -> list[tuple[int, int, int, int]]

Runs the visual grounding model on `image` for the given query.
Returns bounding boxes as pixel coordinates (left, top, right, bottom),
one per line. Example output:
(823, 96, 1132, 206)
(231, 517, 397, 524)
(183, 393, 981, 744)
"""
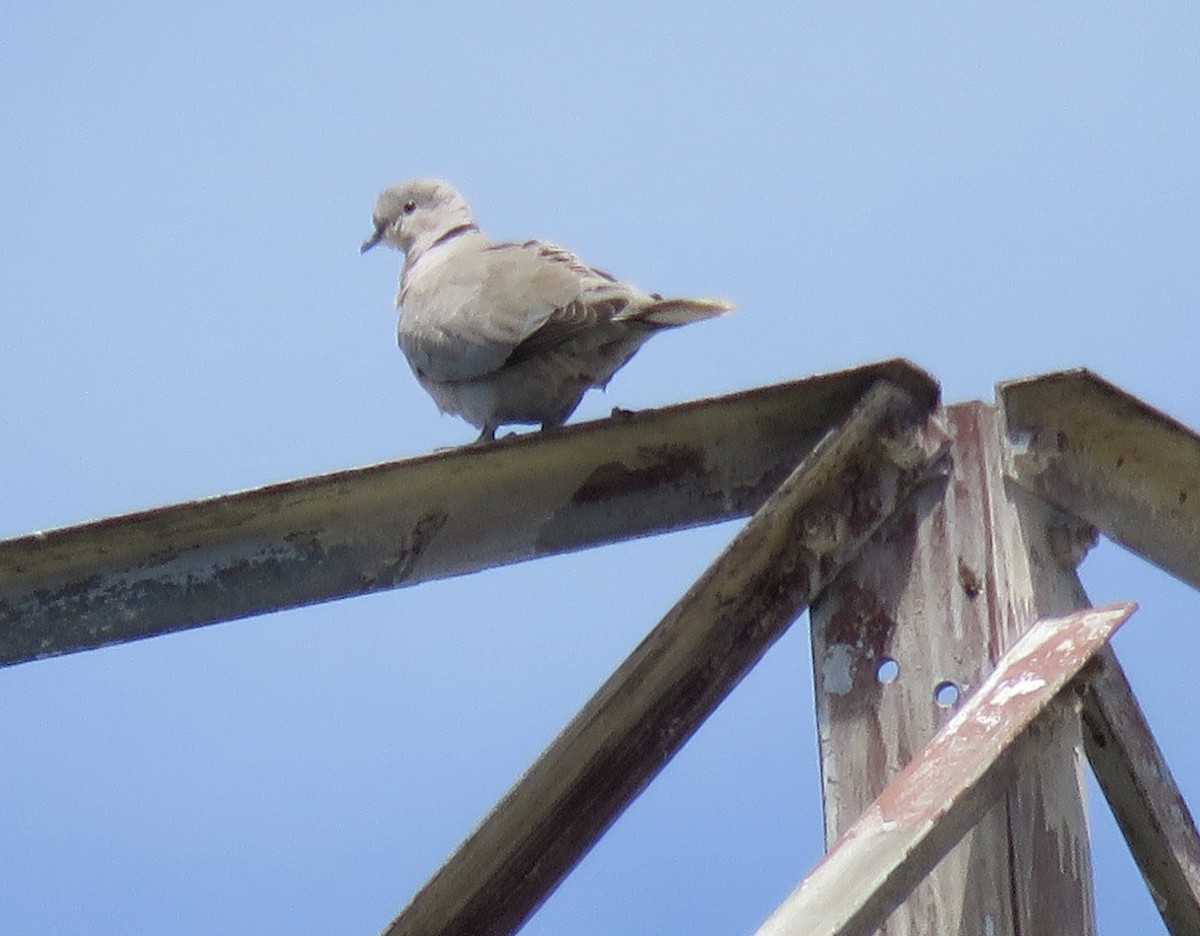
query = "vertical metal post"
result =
(809, 402, 1096, 934)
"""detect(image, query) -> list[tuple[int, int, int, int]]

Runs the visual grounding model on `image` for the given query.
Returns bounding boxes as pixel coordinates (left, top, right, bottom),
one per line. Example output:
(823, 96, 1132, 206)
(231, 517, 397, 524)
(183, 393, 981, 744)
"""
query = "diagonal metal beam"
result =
(1082, 645, 1200, 936)
(753, 602, 1137, 936)
(0, 359, 936, 667)
(378, 380, 949, 936)
(1001, 369, 1200, 591)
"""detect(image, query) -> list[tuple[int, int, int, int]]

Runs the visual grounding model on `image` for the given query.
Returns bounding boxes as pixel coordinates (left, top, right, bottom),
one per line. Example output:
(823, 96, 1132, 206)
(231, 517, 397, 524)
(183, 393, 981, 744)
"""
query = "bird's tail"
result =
(624, 296, 735, 328)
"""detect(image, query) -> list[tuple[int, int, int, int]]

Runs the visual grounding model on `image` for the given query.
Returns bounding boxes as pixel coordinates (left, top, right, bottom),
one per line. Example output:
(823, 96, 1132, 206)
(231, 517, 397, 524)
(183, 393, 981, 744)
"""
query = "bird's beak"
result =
(360, 224, 385, 254)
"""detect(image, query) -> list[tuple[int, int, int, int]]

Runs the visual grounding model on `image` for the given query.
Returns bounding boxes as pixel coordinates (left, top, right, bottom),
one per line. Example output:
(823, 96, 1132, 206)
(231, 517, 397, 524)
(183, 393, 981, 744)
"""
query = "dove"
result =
(361, 179, 732, 442)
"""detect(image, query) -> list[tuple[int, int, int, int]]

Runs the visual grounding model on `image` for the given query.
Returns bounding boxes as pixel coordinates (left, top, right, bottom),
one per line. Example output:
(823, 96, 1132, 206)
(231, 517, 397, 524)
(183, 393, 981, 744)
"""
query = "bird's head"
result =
(360, 178, 475, 257)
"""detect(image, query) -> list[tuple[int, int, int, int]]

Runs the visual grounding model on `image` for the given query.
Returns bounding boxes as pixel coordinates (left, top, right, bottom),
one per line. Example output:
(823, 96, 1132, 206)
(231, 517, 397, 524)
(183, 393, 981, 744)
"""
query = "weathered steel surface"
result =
(1082, 645, 1200, 936)
(809, 402, 1100, 935)
(1002, 369, 1200, 590)
(755, 603, 1136, 936)
(0, 359, 937, 667)
(378, 381, 949, 936)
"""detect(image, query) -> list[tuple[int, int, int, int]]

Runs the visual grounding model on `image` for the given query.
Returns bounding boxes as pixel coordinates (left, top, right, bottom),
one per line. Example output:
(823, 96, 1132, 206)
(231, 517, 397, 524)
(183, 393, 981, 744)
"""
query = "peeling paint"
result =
(822, 644, 855, 695)
(991, 674, 1049, 707)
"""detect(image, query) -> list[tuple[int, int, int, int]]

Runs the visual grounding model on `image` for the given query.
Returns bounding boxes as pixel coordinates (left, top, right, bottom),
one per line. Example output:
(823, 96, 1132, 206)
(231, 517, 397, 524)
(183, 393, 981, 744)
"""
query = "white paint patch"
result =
(822, 644, 855, 695)
(990, 674, 1047, 707)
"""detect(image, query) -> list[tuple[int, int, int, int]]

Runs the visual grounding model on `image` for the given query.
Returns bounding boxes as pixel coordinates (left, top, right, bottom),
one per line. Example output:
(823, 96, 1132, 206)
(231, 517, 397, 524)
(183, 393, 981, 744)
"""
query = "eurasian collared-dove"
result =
(362, 179, 732, 442)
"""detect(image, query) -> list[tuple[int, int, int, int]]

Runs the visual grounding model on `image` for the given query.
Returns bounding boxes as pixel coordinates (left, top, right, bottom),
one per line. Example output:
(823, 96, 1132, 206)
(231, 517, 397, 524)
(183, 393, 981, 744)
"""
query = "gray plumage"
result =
(361, 179, 733, 442)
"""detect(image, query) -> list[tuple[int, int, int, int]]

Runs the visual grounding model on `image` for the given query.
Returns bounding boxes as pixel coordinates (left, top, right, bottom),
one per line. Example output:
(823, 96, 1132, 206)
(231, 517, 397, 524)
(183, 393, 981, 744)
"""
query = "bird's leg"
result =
(473, 425, 497, 444)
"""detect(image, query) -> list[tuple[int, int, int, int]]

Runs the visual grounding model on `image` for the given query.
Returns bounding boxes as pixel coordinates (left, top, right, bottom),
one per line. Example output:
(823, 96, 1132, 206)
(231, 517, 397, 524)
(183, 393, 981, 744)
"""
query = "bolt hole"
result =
(934, 681, 960, 708)
(876, 657, 900, 684)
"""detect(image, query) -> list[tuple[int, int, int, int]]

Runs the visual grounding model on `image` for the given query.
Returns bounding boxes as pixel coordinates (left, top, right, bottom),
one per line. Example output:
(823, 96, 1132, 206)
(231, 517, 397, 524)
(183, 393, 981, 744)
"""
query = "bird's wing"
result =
(494, 240, 645, 365)
(400, 238, 641, 381)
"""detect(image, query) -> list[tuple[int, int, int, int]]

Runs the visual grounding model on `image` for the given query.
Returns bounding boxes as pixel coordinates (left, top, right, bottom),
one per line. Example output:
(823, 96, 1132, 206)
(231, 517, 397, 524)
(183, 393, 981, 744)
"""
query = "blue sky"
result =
(2, 3, 1199, 934)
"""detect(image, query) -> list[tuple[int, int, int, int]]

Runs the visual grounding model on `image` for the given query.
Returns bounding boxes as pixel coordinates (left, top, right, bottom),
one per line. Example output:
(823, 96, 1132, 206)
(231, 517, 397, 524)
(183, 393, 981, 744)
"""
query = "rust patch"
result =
(571, 444, 706, 505)
(373, 509, 450, 587)
(399, 509, 449, 576)
(823, 582, 901, 667)
(727, 461, 795, 514)
(958, 558, 983, 598)
(411, 509, 448, 551)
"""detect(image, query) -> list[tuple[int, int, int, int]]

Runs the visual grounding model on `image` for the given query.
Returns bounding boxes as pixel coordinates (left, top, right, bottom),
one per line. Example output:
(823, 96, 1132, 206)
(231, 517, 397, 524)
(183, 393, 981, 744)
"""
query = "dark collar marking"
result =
(429, 223, 479, 250)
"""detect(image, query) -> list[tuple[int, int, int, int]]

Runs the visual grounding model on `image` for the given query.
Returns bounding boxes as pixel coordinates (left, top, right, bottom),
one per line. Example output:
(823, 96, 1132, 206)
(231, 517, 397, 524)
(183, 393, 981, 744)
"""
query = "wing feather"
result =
(398, 237, 647, 382)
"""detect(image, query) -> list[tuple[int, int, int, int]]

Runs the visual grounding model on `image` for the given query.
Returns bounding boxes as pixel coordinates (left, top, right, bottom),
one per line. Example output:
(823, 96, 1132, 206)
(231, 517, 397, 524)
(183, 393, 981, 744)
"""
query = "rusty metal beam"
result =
(1001, 370, 1200, 590)
(378, 381, 948, 936)
(1082, 645, 1200, 936)
(754, 602, 1137, 936)
(0, 359, 937, 667)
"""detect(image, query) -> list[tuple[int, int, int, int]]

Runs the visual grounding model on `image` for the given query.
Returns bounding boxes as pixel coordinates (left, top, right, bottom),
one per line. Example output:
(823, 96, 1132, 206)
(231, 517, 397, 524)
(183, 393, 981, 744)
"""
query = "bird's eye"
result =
(403, 200, 417, 214)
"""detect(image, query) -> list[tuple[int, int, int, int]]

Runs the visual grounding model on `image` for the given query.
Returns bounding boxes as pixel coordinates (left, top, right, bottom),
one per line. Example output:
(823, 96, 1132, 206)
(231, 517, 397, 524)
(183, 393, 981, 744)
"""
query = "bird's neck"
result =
(406, 222, 483, 266)
(401, 224, 486, 299)
(429, 222, 479, 250)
